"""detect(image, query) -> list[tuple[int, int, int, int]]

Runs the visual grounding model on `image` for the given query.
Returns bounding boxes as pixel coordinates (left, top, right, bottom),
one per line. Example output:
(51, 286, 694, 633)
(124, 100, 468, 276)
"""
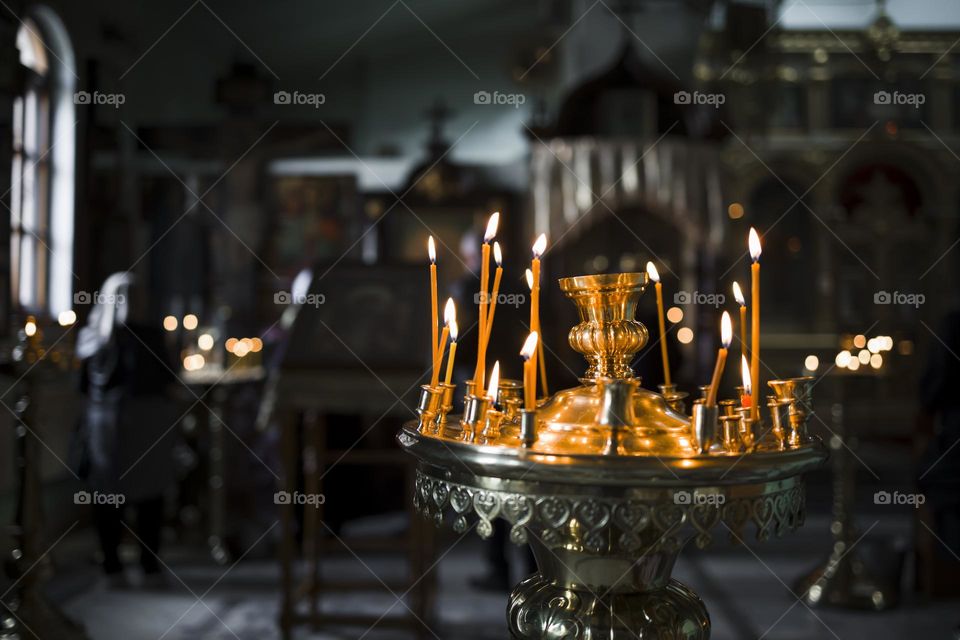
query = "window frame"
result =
(10, 7, 76, 318)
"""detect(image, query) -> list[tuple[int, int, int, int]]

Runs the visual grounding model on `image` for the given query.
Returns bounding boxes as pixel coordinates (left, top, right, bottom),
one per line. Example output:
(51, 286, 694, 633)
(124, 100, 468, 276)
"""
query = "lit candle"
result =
(531, 234, 548, 397)
(706, 311, 733, 407)
(477, 241, 503, 382)
(431, 298, 455, 388)
(486, 360, 500, 400)
(428, 236, 439, 373)
(444, 320, 459, 386)
(732, 281, 747, 369)
(474, 212, 500, 389)
(748, 228, 762, 422)
(740, 354, 752, 408)
(486, 242, 504, 332)
(520, 332, 539, 411)
(646, 262, 671, 386)
(526, 268, 549, 397)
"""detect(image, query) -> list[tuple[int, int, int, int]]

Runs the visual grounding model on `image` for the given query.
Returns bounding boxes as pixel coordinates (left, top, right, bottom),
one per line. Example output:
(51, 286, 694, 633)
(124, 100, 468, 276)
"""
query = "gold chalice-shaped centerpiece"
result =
(399, 272, 827, 639)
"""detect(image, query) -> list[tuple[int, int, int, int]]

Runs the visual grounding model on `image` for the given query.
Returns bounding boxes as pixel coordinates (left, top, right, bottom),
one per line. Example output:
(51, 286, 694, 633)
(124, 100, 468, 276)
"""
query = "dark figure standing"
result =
(73, 272, 179, 585)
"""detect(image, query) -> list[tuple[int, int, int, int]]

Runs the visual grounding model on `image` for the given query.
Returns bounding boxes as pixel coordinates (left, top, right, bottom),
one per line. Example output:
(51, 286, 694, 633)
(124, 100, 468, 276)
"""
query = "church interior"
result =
(0, 0, 959, 638)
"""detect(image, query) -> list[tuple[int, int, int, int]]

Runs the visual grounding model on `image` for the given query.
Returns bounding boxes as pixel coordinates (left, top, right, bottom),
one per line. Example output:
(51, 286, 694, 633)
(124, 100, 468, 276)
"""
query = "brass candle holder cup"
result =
(434, 382, 457, 429)
(768, 377, 814, 447)
(415, 384, 443, 433)
(767, 395, 792, 450)
(659, 383, 689, 414)
(736, 406, 758, 450)
(481, 408, 505, 441)
(720, 413, 743, 452)
(598, 378, 639, 455)
(462, 379, 479, 404)
(520, 409, 537, 447)
(719, 399, 739, 418)
(691, 400, 718, 454)
(462, 392, 492, 441)
(496, 379, 524, 423)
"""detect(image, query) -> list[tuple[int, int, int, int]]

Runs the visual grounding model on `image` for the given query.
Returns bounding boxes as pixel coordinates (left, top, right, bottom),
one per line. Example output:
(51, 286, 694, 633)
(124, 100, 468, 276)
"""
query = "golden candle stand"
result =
(0, 318, 88, 640)
(398, 273, 828, 639)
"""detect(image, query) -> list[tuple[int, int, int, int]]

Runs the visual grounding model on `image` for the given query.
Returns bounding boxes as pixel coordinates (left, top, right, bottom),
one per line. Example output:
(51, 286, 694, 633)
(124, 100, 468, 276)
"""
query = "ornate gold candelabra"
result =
(399, 273, 827, 639)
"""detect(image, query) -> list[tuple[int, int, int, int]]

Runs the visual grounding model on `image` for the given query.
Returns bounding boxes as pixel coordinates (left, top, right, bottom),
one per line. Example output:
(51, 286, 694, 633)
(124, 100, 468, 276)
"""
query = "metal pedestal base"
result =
(508, 535, 709, 639)
(509, 573, 709, 639)
(794, 546, 897, 610)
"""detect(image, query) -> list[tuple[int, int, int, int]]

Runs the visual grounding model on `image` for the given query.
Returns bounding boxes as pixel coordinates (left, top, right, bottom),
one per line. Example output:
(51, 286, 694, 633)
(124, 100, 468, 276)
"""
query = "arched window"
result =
(10, 6, 75, 317)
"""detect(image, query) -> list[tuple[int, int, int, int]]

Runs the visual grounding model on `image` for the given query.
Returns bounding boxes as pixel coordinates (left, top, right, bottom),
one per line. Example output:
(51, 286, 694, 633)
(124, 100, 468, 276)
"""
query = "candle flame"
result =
(443, 297, 456, 325)
(741, 355, 751, 395)
(428, 236, 436, 264)
(721, 311, 732, 349)
(520, 331, 539, 360)
(484, 212, 500, 243)
(493, 241, 502, 266)
(525, 268, 534, 291)
(732, 281, 745, 307)
(645, 261, 660, 283)
(532, 233, 547, 258)
(449, 319, 459, 342)
(486, 360, 500, 398)
(748, 227, 762, 262)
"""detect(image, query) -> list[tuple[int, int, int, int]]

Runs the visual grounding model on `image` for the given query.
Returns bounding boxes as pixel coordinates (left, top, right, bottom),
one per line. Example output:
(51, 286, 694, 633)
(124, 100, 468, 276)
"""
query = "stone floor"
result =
(40, 507, 959, 640)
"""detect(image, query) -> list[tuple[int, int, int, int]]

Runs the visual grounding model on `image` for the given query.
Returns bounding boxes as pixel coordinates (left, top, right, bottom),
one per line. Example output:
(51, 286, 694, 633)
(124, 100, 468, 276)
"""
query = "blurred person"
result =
(72, 272, 179, 587)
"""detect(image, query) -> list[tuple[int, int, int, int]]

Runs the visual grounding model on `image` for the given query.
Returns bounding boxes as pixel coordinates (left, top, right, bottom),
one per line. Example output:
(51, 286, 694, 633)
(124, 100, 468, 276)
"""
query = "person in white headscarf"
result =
(75, 271, 135, 360)
(72, 272, 179, 586)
